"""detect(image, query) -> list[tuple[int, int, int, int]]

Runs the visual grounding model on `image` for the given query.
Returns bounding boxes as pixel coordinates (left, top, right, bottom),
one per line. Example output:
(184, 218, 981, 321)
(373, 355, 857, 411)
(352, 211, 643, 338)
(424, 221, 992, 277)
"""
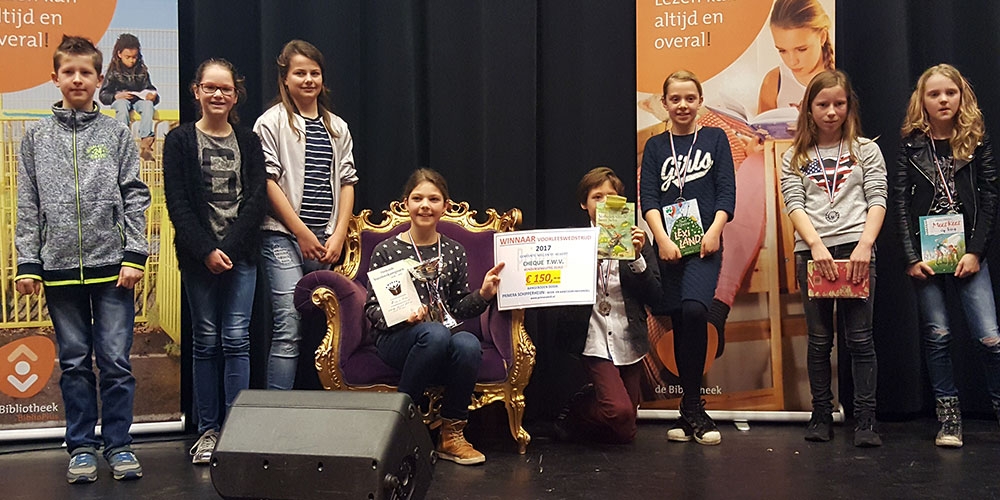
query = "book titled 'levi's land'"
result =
(919, 214, 965, 274)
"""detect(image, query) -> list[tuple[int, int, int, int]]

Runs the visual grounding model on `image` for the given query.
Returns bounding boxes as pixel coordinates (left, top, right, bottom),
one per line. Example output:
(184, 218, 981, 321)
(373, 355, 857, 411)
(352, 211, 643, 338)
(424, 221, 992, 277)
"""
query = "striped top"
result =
(300, 116, 335, 231)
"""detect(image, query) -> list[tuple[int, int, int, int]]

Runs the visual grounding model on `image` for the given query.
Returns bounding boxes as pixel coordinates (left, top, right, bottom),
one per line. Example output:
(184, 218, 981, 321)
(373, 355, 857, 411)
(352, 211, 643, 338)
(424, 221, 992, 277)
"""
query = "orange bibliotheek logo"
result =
(0, 337, 57, 399)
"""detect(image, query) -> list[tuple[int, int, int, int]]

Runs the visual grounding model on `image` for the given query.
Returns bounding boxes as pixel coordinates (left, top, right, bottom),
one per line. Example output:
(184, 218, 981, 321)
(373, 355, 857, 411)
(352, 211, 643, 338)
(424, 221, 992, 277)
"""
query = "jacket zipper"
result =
(73, 111, 85, 281)
(907, 156, 936, 217)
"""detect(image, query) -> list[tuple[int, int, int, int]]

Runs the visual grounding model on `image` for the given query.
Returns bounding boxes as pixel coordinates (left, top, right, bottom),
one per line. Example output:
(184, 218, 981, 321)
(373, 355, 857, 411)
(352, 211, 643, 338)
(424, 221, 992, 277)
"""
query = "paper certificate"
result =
(369, 259, 422, 327)
(494, 227, 598, 311)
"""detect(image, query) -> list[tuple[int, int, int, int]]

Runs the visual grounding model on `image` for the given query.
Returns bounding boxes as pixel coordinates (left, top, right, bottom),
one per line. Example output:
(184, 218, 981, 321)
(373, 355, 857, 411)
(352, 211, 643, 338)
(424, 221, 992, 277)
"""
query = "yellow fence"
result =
(0, 116, 181, 344)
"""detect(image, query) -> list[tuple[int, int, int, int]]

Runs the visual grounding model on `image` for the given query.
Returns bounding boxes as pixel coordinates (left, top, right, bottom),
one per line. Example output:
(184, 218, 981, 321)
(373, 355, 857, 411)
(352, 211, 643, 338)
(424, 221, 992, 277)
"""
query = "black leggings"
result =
(671, 299, 708, 409)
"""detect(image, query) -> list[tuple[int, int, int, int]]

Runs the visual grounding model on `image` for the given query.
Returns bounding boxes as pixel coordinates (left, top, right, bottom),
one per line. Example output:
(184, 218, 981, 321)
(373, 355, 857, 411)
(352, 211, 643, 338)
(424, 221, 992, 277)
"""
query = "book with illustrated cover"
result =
(596, 195, 635, 260)
(807, 260, 869, 299)
(662, 198, 703, 257)
(920, 214, 966, 274)
(369, 258, 422, 327)
(705, 93, 800, 140)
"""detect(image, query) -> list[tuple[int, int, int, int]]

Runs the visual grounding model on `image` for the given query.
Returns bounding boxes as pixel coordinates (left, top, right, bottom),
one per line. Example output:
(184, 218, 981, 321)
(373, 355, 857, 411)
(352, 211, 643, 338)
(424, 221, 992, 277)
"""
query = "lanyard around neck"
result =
(406, 230, 441, 265)
(668, 128, 699, 198)
(812, 140, 844, 205)
(596, 259, 612, 297)
(928, 137, 956, 206)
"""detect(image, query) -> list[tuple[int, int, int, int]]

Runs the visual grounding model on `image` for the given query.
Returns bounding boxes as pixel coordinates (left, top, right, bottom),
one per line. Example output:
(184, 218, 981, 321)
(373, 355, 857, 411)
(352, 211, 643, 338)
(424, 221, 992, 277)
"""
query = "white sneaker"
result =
(189, 430, 219, 465)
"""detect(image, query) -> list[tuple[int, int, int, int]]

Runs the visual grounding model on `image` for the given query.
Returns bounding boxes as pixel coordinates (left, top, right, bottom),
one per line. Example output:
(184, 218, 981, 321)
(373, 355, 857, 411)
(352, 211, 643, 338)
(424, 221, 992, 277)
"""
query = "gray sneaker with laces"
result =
(190, 429, 219, 465)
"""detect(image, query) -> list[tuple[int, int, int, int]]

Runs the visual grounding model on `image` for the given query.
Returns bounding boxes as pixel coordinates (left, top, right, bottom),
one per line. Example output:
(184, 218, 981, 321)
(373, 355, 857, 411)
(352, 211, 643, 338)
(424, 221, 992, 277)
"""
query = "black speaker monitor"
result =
(211, 390, 435, 500)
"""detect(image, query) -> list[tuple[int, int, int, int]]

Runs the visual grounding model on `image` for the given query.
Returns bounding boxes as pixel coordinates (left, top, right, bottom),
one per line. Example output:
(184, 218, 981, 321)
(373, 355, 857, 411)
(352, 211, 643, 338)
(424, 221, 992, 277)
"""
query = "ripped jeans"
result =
(260, 231, 330, 390)
(913, 260, 1000, 404)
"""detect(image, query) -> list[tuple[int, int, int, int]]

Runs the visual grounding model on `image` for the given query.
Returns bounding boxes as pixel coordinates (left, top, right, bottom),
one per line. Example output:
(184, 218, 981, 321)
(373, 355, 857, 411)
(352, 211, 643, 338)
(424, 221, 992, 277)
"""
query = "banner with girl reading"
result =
(636, 0, 837, 414)
(0, 0, 181, 438)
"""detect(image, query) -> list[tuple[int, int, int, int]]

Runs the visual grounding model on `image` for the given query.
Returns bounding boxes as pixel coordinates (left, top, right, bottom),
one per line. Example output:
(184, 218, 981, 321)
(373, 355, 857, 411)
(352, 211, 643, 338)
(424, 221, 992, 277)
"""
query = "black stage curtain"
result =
(177, 0, 1000, 420)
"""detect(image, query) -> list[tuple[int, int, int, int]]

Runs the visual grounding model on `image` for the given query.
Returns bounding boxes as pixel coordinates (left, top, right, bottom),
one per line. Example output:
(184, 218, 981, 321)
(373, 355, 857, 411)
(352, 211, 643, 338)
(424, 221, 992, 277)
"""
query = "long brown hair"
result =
(789, 70, 863, 174)
(770, 0, 835, 71)
(901, 64, 984, 160)
(273, 39, 339, 140)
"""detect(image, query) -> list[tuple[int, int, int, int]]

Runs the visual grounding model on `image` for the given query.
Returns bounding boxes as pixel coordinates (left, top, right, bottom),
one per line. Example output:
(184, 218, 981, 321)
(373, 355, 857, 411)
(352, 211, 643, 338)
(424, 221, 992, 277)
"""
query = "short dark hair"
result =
(576, 166, 624, 206)
(53, 35, 102, 74)
(402, 168, 450, 202)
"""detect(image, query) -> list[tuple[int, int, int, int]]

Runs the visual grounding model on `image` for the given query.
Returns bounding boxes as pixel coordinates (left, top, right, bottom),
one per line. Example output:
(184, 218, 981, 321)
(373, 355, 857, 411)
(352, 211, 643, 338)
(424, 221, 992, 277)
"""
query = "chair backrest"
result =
(342, 201, 521, 343)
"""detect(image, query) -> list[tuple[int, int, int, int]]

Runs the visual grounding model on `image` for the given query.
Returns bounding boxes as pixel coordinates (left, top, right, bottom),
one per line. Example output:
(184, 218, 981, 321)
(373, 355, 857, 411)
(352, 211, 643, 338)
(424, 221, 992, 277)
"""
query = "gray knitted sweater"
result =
(15, 102, 150, 285)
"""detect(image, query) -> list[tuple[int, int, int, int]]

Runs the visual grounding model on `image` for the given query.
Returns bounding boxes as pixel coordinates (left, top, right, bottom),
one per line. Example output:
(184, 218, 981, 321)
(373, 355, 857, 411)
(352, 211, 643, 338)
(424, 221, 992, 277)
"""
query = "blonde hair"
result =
(901, 64, 984, 160)
(770, 0, 835, 71)
(789, 70, 863, 174)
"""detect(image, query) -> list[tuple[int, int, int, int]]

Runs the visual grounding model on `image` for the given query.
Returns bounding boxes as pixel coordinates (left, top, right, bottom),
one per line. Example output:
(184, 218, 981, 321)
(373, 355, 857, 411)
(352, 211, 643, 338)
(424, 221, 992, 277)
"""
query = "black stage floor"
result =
(2, 418, 999, 499)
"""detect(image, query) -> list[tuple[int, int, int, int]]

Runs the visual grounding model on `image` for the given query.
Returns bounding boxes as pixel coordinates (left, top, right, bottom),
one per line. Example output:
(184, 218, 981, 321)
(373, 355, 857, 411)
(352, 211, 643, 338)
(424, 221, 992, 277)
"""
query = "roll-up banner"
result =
(1, 0, 182, 439)
(636, 0, 837, 416)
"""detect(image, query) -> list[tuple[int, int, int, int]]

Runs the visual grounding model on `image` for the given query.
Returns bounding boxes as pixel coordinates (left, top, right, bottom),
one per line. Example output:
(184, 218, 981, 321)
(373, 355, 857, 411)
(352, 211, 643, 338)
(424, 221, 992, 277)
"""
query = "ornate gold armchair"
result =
(294, 201, 535, 454)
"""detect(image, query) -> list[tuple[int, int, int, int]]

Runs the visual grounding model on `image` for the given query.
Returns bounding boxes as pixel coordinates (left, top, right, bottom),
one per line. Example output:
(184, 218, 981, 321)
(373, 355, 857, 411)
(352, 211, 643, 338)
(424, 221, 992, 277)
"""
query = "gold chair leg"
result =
(504, 390, 531, 454)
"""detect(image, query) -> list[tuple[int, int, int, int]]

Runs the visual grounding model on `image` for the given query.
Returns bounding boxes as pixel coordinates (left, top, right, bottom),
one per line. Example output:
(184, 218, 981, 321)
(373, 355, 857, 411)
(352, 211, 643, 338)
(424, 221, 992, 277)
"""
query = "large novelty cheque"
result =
(494, 227, 599, 311)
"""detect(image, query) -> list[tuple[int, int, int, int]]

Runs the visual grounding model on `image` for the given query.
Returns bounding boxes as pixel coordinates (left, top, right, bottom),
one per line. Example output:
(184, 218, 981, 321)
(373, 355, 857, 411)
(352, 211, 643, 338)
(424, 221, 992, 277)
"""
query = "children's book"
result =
(919, 214, 966, 274)
(706, 93, 800, 140)
(662, 198, 703, 257)
(596, 195, 635, 260)
(128, 89, 156, 100)
(806, 260, 869, 299)
(369, 258, 422, 327)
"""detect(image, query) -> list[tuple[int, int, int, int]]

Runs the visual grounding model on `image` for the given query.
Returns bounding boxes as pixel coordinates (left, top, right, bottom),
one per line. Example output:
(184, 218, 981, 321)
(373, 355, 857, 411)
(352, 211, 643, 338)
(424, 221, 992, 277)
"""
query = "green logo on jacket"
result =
(86, 144, 109, 160)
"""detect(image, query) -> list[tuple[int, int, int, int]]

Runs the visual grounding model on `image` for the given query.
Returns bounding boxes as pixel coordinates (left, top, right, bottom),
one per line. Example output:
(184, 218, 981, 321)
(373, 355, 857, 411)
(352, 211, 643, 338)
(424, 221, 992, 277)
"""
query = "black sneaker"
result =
(553, 384, 594, 441)
(680, 400, 721, 445)
(666, 417, 693, 442)
(804, 412, 833, 442)
(853, 412, 882, 448)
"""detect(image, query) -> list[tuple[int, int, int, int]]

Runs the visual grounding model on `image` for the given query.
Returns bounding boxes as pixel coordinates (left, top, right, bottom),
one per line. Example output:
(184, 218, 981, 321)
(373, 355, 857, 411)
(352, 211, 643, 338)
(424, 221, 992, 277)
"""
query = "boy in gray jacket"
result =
(15, 35, 150, 483)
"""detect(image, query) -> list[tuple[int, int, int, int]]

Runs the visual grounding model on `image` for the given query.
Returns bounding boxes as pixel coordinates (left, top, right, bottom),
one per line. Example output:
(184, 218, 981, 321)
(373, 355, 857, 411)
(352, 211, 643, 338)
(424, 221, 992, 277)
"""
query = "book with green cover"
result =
(662, 199, 703, 256)
(596, 195, 635, 260)
(919, 214, 965, 274)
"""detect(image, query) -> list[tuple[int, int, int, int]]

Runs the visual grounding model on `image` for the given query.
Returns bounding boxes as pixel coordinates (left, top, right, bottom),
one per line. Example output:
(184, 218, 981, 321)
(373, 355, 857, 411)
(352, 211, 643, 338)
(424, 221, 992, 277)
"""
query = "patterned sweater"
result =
(365, 234, 488, 333)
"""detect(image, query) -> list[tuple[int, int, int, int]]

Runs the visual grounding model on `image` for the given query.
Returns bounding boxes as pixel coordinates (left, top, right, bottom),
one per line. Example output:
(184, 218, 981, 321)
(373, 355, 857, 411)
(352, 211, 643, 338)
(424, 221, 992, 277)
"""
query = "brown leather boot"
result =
(139, 136, 155, 161)
(436, 418, 485, 465)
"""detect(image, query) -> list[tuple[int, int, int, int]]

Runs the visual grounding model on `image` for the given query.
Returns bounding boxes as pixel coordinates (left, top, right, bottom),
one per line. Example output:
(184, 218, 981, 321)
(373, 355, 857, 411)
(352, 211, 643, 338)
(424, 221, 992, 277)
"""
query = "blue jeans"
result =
(375, 323, 482, 420)
(45, 282, 136, 459)
(795, 243, 877, 416)
(183, 260, 256, 433)
(111, 98, 155, 138)
(260, 231, 329, 390)
(913, 260, 1000, 404)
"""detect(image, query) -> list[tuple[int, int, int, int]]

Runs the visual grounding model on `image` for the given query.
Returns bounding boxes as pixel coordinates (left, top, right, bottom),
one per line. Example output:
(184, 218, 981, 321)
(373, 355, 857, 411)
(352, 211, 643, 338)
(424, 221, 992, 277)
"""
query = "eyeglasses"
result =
(198, 83, 236, 96)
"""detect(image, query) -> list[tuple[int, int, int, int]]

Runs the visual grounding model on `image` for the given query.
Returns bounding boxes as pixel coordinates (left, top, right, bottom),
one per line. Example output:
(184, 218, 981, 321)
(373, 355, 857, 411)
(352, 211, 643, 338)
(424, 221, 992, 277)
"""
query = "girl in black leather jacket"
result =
(892, 63, 1000, 449)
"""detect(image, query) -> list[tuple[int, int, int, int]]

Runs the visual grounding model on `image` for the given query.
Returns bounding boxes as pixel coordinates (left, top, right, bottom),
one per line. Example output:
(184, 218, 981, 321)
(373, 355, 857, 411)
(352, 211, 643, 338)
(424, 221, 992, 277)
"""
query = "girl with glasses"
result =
(162, 58, 268, 464)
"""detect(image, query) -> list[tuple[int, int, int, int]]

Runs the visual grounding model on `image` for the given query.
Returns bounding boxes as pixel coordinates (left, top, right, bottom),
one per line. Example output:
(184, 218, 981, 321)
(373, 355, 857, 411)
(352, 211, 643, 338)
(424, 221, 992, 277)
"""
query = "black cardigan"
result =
(162, 122, 268, 272)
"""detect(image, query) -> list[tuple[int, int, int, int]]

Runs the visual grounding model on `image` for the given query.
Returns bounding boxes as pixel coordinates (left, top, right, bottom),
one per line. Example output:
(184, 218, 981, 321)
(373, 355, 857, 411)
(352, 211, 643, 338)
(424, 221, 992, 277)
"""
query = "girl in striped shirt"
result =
(254, 40, 358, 390)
